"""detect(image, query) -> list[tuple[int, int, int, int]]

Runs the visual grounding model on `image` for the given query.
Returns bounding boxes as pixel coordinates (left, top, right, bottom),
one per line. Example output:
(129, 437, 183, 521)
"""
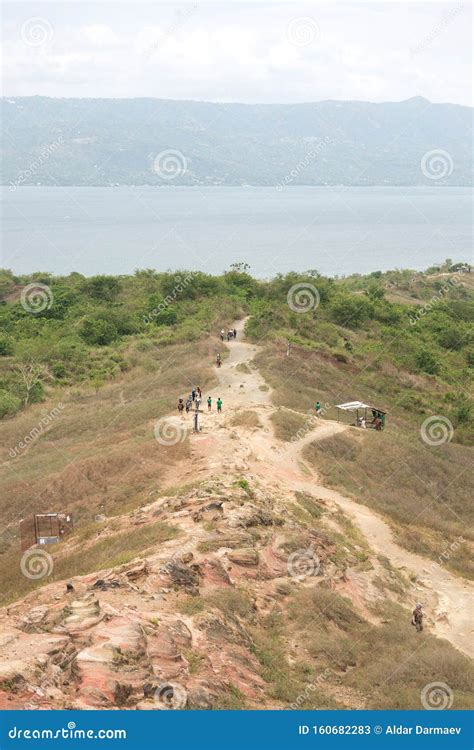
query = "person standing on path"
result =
(315, 401, 322, 417)
(411, 603, 424, 632)
(217, 397, 222, 413)
(207, 396, 212, 411)
(233, 328, 237, 339)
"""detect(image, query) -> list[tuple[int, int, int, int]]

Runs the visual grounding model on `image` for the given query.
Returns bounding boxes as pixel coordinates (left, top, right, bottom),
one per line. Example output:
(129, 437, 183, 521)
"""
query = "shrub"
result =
(415, 349, 440, 375)
(0, 335, 14, 356)
(81, 275, 121, 301)
(329, 295, 373, 328)
(80, 317, 119, 346)
(0, 389, 21, 418)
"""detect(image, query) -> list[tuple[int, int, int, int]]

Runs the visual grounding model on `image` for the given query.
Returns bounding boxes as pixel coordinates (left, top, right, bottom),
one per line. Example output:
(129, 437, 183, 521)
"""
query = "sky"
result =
(1, 1, 472, 105)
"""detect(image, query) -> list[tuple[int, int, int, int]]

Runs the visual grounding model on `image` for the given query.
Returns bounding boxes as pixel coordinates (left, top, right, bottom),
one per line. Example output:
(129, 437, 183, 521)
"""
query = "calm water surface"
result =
(1, 186, 472, 276)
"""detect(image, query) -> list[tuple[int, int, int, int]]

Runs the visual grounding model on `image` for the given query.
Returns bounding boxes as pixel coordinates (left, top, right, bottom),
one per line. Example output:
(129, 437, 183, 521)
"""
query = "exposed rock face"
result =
(227, 548, 259, 566)
(62, 594, 103, 633)
(0, 478, 389, 710)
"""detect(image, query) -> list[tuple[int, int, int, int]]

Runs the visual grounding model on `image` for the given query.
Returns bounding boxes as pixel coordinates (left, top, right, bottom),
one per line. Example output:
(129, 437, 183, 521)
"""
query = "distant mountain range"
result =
(2, 96, 472, 187)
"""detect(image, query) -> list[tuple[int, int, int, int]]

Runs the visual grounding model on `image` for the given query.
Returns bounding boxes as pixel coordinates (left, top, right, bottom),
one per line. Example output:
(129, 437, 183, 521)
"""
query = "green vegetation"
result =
(0, 262, 472, 585)
(241, 264, 473, 576)
(3, 97, 471, 186)
(0, 268, 248, 417)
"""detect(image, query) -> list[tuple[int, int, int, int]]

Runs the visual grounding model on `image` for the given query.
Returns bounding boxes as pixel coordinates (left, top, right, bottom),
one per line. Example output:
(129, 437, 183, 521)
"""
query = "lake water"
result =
(1, 186, 472, 277)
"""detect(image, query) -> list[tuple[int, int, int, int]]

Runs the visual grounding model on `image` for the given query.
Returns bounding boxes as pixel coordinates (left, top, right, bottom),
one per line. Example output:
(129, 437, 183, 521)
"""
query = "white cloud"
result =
(1, 2, 472, 105)
(81, 24, 121, 48)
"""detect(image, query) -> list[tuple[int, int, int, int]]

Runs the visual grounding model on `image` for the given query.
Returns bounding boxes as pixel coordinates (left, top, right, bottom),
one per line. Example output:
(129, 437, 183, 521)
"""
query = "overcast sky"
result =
(2, 2, 472, 105)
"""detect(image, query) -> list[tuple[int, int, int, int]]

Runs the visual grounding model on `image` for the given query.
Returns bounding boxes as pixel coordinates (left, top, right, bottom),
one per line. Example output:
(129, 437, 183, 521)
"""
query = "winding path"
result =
(210, 317, 474, 659)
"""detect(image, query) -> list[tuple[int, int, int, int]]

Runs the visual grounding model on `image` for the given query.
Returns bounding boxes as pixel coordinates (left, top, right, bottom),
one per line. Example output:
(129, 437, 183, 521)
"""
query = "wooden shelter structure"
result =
(20, 513, 74, 552)
(335, 401, 387, 430)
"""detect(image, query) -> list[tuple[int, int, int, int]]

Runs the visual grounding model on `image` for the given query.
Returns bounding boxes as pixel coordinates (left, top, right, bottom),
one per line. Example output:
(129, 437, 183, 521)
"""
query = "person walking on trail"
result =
(191, 388, 196, 401)
(217, 397, 223, 413)
(207, 396, 212, 411)
(315, 401, 322, 417)
(216, 354, 222, 368)
(411, 603, 423, 632)
(197, 386, 202, 399)
(220, 329, 225, 341)
(233, 328, 237, 339)
(178, 398, 184, 414)
(185, 398, 191, 413)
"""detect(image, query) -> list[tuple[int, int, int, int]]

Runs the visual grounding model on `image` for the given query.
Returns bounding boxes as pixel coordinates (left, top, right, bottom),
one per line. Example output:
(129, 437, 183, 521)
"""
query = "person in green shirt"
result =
(207, 396, 212, 411)
(315, 401, 322, 417)
(217, 397, 222, 413)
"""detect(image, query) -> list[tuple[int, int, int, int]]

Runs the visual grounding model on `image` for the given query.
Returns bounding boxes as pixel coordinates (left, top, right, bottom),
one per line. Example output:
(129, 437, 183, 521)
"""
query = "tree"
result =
(80, 317, 119, 346)
(15, 360, 50, 406)
(329, 294, 373, 328)
(365, 284, 385, 301)
(229, 262, 250, 273)
(82, 275, 121, 301)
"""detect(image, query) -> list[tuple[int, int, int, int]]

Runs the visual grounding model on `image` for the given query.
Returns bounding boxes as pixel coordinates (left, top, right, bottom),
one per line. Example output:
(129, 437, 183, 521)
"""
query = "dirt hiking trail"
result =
(192, 317, 474, 659)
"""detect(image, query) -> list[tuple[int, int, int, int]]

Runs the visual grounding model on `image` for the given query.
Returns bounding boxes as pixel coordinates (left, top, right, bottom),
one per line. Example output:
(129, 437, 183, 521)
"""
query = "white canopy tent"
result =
(335, 401, 387, 429)
(336, 401, 372, 411)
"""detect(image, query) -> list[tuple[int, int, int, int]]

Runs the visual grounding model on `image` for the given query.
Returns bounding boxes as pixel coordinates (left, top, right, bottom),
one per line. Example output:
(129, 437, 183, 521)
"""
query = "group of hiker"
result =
(178, 387, 222, 417)
(220, 328, 237, 342)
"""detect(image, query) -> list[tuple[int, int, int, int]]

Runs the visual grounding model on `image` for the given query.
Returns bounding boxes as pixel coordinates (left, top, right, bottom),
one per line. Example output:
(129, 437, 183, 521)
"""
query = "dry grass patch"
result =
(270, 408, 310, 442)
(230, 410, 261, 429)
(0, 520, 180, 606)
(0, 338, 213, 577)
(303, 431, 473, 578)
(287, 588, 474, 709)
